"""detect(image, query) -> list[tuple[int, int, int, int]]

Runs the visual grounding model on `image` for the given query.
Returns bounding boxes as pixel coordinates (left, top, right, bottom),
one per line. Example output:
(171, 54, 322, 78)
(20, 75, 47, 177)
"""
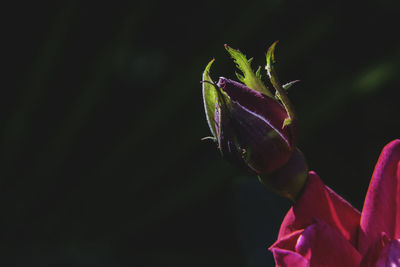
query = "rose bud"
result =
(214, 77, 296, 174)
(202, 42, 308, 200)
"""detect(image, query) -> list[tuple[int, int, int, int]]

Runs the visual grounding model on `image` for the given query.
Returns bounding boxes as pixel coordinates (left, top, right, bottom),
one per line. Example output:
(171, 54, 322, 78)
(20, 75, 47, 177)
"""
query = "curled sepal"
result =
(265, 41, 278, 79)
(275, 80, 301, 99)
(202, 59, 218, 138)
(224, 44, 273, 97)
(266, 41, 297, 129)
(283, 80, 301, 91)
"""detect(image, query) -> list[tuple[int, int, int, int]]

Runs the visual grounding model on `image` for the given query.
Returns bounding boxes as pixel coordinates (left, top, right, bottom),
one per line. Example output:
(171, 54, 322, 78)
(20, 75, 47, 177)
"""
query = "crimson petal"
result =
(270, 230, 309, 267)
(358, 139, 400, 254)
(296, 219, 361, 266)
(271, 219, 361, 266)
(278, 172, 361, 246)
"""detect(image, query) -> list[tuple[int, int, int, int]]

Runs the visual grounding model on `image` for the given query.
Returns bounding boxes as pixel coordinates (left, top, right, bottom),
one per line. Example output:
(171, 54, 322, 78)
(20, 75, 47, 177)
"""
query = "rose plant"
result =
(201, 42, 400, 266)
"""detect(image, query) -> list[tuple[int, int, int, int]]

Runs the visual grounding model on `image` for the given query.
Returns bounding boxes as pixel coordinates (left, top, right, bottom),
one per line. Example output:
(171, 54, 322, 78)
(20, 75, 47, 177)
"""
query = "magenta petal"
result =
(358, 139, 400, 254)
(270, 230, 309, 267)
(278, 172, 361, 246)
(295, 220, 361, 266)
(270, 248, 309, 267)
(271, 220, 361, 267)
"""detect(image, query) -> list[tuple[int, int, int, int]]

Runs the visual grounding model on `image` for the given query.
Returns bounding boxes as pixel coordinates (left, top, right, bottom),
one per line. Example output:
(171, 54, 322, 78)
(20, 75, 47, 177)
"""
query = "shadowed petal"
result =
(217, 77, 294, 147)
(358, 139, 400, 254)
(360, 232, 390, 267)
(376, 238, 400, 267)
(228, 101, 292, 173)
(278, 172, 361, 246)
(216, 77, 296, 173)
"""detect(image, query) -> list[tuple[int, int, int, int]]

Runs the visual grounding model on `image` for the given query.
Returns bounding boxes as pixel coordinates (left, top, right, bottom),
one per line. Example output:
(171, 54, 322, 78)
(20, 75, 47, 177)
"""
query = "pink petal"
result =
(270, 230, 310, 267)
(270, 248, 309, 267)
(297, 219, 361, 266)
(358, 139, 400, 254)
(271, 220, 361, 266)
(278, 172, 361, 246)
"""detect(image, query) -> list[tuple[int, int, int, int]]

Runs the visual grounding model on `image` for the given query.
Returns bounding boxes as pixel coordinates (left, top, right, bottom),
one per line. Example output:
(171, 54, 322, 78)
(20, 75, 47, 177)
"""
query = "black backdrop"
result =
(3, 1, 400, 266)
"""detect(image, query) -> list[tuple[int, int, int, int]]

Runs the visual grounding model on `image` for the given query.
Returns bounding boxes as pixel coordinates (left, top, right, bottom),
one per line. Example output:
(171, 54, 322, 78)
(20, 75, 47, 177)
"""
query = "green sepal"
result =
(283, 118, 292, 127)
(202, 59, 218, 138)
(224, 44, 273, 97)
(255, 66, 262, 80)
(202, 59, 232, 139)
(266, 41, 297, 128)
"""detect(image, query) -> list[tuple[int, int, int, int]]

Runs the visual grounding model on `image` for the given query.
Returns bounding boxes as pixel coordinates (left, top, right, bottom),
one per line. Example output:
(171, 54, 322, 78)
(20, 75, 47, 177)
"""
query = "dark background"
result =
(3, 1, 400, 266)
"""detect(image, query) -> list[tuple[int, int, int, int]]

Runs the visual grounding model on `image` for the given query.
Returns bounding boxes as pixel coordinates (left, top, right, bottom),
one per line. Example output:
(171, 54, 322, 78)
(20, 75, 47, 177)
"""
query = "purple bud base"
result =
(258, 148, 308, 201)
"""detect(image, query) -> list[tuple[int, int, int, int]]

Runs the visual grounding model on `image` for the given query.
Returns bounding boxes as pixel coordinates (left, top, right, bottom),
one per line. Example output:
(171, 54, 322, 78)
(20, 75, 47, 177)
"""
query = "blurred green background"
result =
(3, 1, 400, 266)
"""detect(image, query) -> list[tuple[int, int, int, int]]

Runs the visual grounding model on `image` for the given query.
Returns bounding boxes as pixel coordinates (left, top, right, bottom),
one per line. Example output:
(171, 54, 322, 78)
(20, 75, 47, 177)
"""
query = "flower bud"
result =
(201, 42, 308, 199)
(215, 77, 296, 174)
